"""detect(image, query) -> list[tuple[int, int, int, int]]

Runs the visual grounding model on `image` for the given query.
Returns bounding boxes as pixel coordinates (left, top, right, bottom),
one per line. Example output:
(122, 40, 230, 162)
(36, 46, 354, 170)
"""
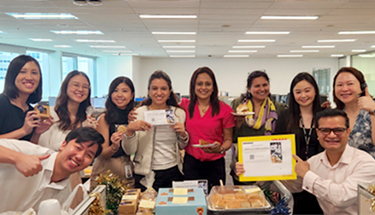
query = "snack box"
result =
(207, 185, 271, 213)
(34, 103, 50, 118)
(119, 199, 137, 215)
(155, 188, 207, 215)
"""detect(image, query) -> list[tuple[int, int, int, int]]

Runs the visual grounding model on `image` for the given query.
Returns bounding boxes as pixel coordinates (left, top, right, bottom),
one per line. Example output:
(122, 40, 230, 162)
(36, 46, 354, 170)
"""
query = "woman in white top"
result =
(121, 70, 188, 191)
(38, 70, 97, 208)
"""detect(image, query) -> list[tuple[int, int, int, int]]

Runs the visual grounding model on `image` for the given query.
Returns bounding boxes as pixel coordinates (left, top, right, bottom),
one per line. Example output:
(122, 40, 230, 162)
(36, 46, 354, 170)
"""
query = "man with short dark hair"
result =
(293, 109, 375, 215)
(0, 127, 104, 213)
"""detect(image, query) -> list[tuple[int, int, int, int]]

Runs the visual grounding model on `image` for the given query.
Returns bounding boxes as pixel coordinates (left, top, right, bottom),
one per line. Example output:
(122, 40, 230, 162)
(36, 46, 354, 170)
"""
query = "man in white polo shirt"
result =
(0, 127, 104, 213)
(292, 109, 375, 215)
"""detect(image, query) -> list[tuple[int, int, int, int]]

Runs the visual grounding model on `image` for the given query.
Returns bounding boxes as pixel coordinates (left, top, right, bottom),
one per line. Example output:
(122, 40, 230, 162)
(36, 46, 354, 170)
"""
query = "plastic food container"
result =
(207, 181, 292, 215)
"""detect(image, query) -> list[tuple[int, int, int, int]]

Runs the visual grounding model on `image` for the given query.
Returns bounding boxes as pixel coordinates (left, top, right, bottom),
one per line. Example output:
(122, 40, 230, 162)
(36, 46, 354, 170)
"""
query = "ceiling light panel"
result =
(51, 30, 103, 35)
(290, 50, 319, 53)
(261, 16, 318, 20)
(277, 55, 303, 57)
(238, 39, 275, 42)
(302, 45, 335, 48)
(158, 40, 195, 43)
(166, 50, 195, 53)
(6, 13, 77, 19)
(140, 15, 197, 19)
(224, 55, 249, 58)
(331, 54, 344, 57)
(233, 46, 265, 48)
(351, 49, 366, 52)
(228, 50, 257, 53)
(90, 46, 126, 48)
(339, 31, 375, 35)
(30, 38, 52, 42)
(54, 45, 71, 48)
(318, 39, 356, 42)
(76, 39, 115, 43)
(170, 55, 195, 58)
(152, 32, 196, 35)
(162, 46, 195, 48)
(245, 31, 290, 35)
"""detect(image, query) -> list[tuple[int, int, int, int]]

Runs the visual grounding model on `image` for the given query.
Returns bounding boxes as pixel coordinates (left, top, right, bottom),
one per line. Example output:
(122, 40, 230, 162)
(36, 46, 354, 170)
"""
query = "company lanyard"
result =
(300, 117, 313, 158)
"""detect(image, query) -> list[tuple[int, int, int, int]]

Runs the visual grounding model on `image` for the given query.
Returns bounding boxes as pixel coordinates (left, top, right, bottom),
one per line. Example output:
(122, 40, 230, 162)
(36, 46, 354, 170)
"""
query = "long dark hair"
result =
(243, 70, 271, 100)
(3, 55, 42, 103)
(104, 76, 135, 124)
(140, 70, 180, 108)
(333, 67, 365, 110)
(286, 72, 321, 133)
(55, 71, 92, 131)
(188, 67, 220, 118)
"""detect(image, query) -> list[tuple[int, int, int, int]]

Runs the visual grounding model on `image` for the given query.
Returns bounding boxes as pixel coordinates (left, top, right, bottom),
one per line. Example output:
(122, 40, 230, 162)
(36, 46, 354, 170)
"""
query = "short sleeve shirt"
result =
(180, 98, 235, 161)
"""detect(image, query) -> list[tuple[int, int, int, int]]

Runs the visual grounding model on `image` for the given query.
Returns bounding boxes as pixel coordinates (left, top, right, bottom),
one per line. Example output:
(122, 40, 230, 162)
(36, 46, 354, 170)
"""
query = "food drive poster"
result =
(238, 134, 297, 182)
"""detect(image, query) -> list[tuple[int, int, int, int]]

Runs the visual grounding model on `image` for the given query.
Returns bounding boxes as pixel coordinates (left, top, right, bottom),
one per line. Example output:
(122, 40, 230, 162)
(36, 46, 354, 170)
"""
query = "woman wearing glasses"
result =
(38, 70, 97, 208)
(333, 67, 375, 158)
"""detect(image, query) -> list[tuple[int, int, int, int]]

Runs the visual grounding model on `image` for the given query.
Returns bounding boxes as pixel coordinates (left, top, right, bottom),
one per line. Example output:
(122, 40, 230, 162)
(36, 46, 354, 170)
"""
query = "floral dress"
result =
(348, 110, 375, 158)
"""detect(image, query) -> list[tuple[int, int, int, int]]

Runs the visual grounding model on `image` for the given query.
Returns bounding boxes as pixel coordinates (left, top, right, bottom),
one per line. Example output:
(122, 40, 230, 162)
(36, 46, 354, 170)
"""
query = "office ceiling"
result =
(0, 0, 375, 58)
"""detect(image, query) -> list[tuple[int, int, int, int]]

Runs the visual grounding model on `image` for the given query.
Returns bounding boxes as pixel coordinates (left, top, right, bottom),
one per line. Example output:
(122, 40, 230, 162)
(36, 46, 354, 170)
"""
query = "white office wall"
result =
(135, 58, 339, 99)
(96, 55, 133, 97)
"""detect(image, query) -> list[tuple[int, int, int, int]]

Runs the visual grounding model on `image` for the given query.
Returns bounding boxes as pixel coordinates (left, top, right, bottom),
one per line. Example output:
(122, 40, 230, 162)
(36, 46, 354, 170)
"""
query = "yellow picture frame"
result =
(238, 134, 297, 182)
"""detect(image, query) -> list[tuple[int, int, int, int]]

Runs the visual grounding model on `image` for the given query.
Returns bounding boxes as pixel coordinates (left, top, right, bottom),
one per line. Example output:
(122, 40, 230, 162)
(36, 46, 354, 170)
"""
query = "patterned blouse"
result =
(348, 110, 375, 158)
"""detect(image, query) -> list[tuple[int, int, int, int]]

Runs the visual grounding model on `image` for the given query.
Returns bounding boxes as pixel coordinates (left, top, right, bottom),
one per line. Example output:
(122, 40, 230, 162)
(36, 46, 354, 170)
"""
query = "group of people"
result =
(0, 54, 374, 215)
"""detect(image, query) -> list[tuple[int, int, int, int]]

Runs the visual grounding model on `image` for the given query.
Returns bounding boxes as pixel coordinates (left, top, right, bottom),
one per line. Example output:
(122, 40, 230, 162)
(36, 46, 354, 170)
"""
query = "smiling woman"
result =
(0, 55, 52, 142)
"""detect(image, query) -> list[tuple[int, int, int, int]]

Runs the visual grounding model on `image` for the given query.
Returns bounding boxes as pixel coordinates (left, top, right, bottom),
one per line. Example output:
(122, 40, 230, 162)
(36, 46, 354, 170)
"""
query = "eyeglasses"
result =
(69, 82, 90, 91)
(317, 127, 347, 135)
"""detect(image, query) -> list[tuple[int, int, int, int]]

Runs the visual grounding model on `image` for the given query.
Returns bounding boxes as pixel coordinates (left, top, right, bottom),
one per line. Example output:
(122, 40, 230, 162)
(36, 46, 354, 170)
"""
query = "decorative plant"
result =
(94, 170, 128, 214)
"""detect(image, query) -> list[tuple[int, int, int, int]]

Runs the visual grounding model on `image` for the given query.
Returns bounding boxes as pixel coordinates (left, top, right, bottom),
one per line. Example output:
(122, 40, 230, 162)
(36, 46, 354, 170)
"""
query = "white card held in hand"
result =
(144, 109, 175, 126)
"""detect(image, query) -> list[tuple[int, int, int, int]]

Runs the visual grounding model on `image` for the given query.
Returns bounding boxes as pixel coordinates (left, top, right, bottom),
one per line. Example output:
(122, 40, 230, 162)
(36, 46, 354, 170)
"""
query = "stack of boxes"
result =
(155, 188, 207, 215)
(119, 189, 141, 215)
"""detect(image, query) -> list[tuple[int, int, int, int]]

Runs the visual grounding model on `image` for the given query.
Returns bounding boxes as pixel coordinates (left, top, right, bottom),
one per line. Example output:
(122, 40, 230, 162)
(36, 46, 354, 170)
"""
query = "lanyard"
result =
(300, 117, 313, 158)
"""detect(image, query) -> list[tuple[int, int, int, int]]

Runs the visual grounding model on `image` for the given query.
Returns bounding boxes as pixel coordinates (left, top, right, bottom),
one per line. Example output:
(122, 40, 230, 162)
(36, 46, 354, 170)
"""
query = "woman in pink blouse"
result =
(180, 67, 235, 191)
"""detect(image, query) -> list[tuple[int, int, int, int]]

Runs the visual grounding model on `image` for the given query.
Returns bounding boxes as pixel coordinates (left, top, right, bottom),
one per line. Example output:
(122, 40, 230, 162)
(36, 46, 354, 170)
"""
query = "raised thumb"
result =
(38, 154, 50, 160)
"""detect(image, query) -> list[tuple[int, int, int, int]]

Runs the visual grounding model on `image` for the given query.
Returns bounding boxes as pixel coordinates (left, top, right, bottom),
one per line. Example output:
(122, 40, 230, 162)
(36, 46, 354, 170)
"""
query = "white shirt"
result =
(303, 145, 375, 215)
(38, 107, 70, 151)
(0, 139, 71, 213)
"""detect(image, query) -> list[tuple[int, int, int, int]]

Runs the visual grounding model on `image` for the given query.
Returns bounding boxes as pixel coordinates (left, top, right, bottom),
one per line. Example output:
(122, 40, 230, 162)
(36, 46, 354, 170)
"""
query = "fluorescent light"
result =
(228, 50, 257, 53)
(318, 39, 356, 42)
(152, 32, 196, 35)
(54, 45, 71, 48)
(30, 38, 52, 42)
(0, 31, 4, 34)
(102, 50, 132, 53)
(261, 16, 318, 20)
(166, 50, 195, 53)
(245, 31, 289, 35)
(352, 49, 366, 52)
(371, 45, 375, 48)
(290, 50, 319, 53)
(112, 53, 138, 56)
(238, 39, 275, 42)
(76, 39, 115, 43)
(302, 45, 335, 48)
(358, 54, 375, 58)
(277, 55, 303, 57)
(170, 55, 195, 58)
(158, 40, 195, 43)
(224, 55, 249, 58)
(331, 54, 344, 57)
(51, 30, 103, 35)
(6, 13, 77, 19)
(90, 45, 126, 48)
(233, 46, 265, 48)
(339, 31, 375, 35)
(140, 15, 197, 19)
(162, 46, 195, 49)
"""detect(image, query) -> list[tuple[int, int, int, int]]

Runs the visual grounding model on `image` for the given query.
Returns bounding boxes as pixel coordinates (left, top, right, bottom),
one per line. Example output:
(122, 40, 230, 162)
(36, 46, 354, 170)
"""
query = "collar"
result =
(43, 152, 70, 189)
(321, 144, 353, 168)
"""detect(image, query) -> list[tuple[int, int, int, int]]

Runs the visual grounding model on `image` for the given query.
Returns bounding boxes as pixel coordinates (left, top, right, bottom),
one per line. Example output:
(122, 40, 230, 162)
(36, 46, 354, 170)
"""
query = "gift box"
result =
(155, 188, 207, 215)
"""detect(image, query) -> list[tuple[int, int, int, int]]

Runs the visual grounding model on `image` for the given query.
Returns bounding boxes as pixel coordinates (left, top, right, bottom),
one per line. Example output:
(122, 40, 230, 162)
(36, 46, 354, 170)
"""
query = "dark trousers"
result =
(293, 190, 323, 214)
(183, 153, 225, 192)
(134, 165, 183, 192)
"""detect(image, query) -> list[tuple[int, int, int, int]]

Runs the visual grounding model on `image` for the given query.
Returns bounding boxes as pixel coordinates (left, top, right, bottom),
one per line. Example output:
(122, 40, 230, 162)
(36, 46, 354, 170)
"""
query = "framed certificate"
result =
(238, 134, 297, 181)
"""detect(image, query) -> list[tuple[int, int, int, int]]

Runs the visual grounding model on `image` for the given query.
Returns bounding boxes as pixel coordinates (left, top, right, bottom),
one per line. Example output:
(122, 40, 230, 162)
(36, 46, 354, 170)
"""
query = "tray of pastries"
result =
(207, 185, 271, 213)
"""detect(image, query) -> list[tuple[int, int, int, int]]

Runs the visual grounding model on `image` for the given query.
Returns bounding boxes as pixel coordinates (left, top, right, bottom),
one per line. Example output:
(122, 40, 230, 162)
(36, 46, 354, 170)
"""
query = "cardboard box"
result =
(155, 188, 207, 215)
(119, 199, 137, 215)
(34, 103, 50, 118)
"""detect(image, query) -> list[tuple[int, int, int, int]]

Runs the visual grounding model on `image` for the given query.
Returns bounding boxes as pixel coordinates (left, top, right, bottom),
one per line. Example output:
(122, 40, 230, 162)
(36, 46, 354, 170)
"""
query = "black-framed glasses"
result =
(317, 127, 347, 135)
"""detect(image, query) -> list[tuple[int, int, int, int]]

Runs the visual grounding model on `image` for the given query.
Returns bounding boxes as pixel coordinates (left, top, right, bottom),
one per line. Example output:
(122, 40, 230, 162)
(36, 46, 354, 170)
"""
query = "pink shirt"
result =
(180, 98, 235, 161)
(303, 145, 375, 215)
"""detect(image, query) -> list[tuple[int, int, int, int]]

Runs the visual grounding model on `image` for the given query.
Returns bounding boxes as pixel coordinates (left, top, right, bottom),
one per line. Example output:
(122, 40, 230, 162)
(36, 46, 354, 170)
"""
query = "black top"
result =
(108, 107, 129, 158)
(275, 108, 324, 160)
(0, 94, 34, 141)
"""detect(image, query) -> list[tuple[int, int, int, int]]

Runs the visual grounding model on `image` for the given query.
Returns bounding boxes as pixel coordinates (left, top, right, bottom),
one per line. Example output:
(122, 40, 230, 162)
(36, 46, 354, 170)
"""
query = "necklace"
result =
(199, 105, 209, 113)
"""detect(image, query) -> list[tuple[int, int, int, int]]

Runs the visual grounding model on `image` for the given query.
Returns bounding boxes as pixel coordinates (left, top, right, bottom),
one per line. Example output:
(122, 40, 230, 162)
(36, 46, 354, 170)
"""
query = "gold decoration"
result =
(367, 184, 375, 212)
